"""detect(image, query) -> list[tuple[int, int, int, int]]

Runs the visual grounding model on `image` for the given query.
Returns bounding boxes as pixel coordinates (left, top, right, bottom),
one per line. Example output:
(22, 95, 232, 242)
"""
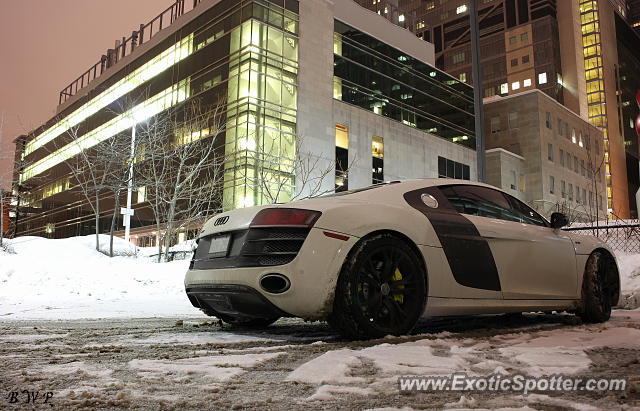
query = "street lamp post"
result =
(122, 123, 136, 243)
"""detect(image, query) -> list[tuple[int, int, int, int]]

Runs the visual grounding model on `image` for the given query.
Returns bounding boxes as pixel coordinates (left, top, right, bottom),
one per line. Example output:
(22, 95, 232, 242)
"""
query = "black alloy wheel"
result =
(329, 234, 427, 339)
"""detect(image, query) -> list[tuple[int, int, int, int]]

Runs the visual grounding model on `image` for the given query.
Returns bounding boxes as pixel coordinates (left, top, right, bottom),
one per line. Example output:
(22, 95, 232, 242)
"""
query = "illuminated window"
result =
(399, 14, 405, 22)
(459, 73, 467, 82)
(538, 72, 548, 84)
(24, 34, 194, 157)
(523, 78, 532, 87)
(333, 77, 342, 100)
(333, 33, 342, 55)
(456, 5, 468, 14)
(223, 19, 299, 210)
(511, 81, 520, 90)
(500, 83, 509, 94)
(21, 79, 191, 182)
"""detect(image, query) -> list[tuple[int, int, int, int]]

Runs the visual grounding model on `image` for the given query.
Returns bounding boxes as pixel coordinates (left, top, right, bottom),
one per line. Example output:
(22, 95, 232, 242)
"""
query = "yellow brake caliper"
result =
(392, 268, 404, 304)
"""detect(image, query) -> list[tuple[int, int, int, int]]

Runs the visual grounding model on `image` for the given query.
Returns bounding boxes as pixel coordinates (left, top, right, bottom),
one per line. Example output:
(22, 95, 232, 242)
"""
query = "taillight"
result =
(250, 208, 321, 228)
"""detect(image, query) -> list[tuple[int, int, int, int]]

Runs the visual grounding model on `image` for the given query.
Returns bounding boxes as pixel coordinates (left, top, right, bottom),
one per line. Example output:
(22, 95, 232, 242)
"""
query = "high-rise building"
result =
(354, 0, 640, 218)
(12, 0, 476, 240)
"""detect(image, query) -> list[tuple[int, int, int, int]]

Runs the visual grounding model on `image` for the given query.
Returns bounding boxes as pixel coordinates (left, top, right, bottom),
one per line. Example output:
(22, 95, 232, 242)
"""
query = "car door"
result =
(438, 185, 578, 300)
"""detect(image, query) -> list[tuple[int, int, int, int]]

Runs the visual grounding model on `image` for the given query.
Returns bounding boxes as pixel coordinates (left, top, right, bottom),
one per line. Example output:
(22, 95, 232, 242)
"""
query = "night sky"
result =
(0, 0, 172, 189)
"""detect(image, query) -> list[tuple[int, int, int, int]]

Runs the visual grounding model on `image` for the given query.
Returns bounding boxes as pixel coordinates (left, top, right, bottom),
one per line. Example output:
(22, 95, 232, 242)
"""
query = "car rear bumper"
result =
(186, 284, 289, 320)
(184, 228, 359, 320)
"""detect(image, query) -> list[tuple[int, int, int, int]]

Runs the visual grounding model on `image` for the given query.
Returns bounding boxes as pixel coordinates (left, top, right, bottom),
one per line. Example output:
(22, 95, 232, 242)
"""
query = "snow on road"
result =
(2, 235, 640, 408)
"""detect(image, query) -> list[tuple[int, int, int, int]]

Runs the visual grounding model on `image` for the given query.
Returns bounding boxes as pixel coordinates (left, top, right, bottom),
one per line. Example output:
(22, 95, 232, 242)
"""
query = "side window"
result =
(503, 194, 549, 227)
(439, 185, 516, 221)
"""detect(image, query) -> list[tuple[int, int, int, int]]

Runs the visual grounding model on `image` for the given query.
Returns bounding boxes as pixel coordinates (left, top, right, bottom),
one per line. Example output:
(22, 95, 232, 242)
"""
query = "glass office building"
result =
(13, 0, 476, 241)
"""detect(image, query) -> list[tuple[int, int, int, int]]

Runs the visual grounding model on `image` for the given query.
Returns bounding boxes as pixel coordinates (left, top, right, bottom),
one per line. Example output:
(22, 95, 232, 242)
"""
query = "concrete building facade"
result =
(484, 89, 608, 221)
(12, 0, 476, 241)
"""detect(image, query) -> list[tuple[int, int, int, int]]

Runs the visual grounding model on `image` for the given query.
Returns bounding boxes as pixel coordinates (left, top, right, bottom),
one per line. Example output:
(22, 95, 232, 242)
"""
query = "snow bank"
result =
(615, 251, 640, 309)
(0, 235, 202, 319)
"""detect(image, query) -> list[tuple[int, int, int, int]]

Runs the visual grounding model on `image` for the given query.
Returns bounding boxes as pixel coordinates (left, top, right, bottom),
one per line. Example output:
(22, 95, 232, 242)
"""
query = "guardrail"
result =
(58, 0, 203, 105)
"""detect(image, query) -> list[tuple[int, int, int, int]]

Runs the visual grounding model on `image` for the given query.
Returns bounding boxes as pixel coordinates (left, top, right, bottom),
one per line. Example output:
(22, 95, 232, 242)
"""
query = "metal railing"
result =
(564, 221, 640, 254)
(58, 0, 204, 105)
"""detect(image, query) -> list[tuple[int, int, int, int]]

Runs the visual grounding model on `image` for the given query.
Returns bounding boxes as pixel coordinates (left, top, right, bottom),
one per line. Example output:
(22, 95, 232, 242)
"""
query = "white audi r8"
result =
(184, 179, 620, 339)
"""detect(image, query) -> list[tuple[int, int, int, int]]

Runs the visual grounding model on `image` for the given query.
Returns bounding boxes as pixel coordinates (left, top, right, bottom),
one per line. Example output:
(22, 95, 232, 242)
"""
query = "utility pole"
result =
(469, 0, 485, 182)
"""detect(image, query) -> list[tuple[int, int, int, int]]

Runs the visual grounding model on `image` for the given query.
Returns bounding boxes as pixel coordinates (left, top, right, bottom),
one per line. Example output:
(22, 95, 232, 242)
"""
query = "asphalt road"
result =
(1, 312, 638, 410)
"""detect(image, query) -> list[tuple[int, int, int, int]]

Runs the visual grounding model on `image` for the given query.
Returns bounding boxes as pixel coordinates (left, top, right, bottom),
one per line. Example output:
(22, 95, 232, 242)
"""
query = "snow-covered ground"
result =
(2, 235, 640, 408)
(0, 235, 202, 319)
(1, 234, 640, 319)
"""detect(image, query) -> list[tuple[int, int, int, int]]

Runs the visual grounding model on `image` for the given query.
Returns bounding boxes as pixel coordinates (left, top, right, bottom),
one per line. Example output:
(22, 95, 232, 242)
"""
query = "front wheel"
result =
(579, 251, 615, 323)
(328, 234, 427, 339)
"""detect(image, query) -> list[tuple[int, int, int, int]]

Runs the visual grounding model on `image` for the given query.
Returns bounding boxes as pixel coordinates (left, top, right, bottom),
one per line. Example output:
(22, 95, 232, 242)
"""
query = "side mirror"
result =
(550, 212, 569, 229)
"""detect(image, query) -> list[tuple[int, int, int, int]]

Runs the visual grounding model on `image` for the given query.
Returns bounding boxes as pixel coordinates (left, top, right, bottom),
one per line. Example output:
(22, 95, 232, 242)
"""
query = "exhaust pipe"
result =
(260, 274, 291, 294)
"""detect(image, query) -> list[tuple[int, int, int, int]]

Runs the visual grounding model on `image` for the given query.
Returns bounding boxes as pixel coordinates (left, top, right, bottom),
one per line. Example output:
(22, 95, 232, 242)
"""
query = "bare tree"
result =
(54, 125, 136, 255)
(256, 133, 346, 204)
(136, 99, 226, 262)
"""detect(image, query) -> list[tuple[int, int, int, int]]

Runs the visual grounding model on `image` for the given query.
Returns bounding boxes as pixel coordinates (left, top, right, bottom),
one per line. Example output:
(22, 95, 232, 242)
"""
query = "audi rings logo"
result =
(214, 216, 229, 226)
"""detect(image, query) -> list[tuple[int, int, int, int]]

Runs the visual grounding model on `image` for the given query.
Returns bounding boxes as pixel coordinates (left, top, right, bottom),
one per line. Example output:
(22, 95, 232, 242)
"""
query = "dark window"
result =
(438, 156, 470, 180)
(506, 0, 517, 28)
(372, 157, 384, 184)
(511, 58, 518, 67)
(434, 25, 443, 53)
(545, 112, 552, 129)
(336, 146, 348, 192)
(518, 0, 529, 24)
(333, 21, 475, 148)
(522, 54, 530, 64)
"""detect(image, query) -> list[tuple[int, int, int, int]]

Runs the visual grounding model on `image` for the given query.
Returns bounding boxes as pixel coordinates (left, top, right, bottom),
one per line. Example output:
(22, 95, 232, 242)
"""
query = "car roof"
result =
(383, 178, 511, 193)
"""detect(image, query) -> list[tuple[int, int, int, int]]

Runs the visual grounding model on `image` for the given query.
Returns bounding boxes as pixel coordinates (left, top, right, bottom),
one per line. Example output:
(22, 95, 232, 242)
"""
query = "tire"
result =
(201, 309, 279, 328)
(328, 234, 427, 339)
(579, 251, 613, 323)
